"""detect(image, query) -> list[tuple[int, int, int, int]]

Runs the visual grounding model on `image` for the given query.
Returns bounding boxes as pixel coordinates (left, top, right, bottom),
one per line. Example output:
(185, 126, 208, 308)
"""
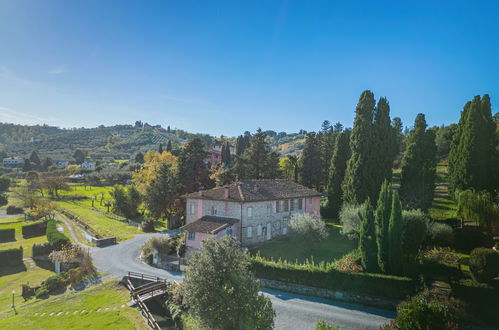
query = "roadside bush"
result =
(21, 283, 36, 301)
(141, 236, 175, 263)
(6, 205, 23, 214)
(140, 219, 155, 232)
(427, 222, 454, 247)
(338, 203, 366, 239)
(41, 274, 67, 293)
(46, 219, 70, 248)
(32, 242, 56, 257)
(22, 221, 47, 238)
(387, 290, 466, 330)
(468, 248, 499, 283)
(0, 247, 23, 267)
(252, 255, 415, 300)
(0, 228, 15, 242)
(35, 287, 49, 299)
(316, 321, 338, 330)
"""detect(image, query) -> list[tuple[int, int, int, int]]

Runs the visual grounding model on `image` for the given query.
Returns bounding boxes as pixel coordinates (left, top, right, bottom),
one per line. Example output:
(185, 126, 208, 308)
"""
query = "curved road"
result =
(61, 217, 394, 330)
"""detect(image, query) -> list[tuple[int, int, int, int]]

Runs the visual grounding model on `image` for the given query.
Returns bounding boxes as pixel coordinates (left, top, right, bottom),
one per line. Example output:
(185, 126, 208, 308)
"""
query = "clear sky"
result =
(0, 0, 497, 136)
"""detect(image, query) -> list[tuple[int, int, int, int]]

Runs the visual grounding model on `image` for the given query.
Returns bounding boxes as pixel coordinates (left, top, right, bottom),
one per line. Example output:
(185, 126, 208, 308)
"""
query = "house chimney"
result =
(224, 186, 230, 199)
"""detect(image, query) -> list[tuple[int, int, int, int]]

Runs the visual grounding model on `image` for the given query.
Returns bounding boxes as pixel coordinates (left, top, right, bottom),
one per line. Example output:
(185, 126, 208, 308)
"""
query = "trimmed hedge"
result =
(251, 258, 415, 300)
(22, 221, 47, 238)
(0, 228, 15, 242)
(46, 219, 70, 248)
(0, 247, 23, 267)
(6, 205, 23, 215)
(32, 243, 56, 257)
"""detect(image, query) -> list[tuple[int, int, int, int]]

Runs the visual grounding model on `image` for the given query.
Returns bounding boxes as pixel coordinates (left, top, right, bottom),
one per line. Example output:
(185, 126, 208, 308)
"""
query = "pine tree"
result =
(265, 152, 281, 179)
(177, 138, 212, 193)
(342, 90, 376, 205)
(135, 152, 145, 164)
(375, 180, 392, 273)
(449, 95, 497, 194)
(388, 190, 404, 275)
(399, 114, 436, 211)
(73, 149, 86, 165)
(158, 143, 164, 154)
(246, 130, 270, 179)
(298, 133, 321, 189)
(235, 132, 251, 156)
(166, 140, 173, 152)
(29, 151, 41, 167)
(359, 199, 377, 272)
(326, 130, 351, 218)
(372, 97, 395, 200)
(145, 162, 178, 218)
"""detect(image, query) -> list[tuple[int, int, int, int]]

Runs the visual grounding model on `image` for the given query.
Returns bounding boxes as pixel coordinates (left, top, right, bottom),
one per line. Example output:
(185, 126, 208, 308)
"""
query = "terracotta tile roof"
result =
(182, 180, 321, 202)
(180, 216, 239, 234)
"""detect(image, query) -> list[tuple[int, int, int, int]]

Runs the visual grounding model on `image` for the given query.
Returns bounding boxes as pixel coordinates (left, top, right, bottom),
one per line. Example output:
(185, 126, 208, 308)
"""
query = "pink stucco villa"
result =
(180, 179, 321, 254)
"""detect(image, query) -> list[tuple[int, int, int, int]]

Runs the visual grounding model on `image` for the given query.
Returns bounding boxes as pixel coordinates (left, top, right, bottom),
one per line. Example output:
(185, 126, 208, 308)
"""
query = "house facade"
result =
(2, 157, 25, 167)
(181, 180, 321, 251)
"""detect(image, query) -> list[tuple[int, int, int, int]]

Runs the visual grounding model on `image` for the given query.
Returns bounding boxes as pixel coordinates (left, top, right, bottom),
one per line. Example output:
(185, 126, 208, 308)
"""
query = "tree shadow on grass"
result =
(0, 263, 27, 276)
(33, 259, 54, 272)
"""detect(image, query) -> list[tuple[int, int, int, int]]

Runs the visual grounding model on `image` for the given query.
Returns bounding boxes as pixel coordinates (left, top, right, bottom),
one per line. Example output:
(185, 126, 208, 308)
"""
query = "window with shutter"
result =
(247, 226, 252, 238)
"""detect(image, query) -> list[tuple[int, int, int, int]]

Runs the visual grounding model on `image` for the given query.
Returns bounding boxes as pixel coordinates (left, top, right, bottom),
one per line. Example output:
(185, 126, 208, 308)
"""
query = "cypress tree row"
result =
(375, 180, 392, 273)
(326, 130, 351, 218)
(388, 190, 404, 275)
(359, 199, 378, 272)
(298, 133, 321, 189)
(399, 114, 436, 211)
(371, 97, 396, 198)
(166, 140, 173, 152)
(449, 95, 497, 194)
(342, 90, 376, 205)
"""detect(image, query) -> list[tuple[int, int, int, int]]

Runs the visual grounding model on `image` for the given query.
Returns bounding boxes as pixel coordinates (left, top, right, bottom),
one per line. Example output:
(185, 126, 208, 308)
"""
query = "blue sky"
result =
(0, 0, 498, 136)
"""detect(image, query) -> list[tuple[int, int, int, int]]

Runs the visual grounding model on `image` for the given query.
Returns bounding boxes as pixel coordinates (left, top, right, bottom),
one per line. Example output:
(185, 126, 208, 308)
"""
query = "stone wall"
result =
(259, 278, 400, 310)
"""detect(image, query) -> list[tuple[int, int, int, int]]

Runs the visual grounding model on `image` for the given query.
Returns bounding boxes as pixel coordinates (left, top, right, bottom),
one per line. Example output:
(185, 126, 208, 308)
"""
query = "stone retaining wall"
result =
(259, 278, 400, 310)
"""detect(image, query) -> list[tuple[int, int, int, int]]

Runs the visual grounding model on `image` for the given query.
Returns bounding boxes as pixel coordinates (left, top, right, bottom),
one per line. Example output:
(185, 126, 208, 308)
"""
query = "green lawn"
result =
(0, 262, 55, 316)
(0, 220, 48, 258)
(0, 279, 147, 329)
(252, 224, 356, 264)
(0, 216, 25, 224)
(429, 163, 457, 221)
(56, 201, 140, 242)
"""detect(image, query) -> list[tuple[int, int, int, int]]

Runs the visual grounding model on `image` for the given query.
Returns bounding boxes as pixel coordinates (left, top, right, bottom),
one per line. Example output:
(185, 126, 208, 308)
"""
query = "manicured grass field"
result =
(58, 184, 115, 214)
(429, 163, 457, 221)
(56, 201, 141, 242)
(0, 216, 25, 224)
(0, 220, 48, 258)
(0, 279, 147, 329)
(0, 262, 55, 316)
(252, 224, 356, 264)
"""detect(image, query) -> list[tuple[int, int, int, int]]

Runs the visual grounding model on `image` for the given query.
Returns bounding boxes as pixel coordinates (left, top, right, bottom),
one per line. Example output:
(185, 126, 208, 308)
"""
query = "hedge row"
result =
(251, 258, 415, 300)
(46, 219, 70, 248)
(0, 228, 15, 242)
(32, 242, 56, 257)
(451, 279, 499, 326)
(22, 221, 47, 238)
(0, 247, 23, 267)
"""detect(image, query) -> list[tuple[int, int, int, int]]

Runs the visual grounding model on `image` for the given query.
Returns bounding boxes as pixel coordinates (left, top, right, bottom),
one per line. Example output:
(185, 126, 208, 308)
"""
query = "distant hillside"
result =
(0, 122, 308, 161)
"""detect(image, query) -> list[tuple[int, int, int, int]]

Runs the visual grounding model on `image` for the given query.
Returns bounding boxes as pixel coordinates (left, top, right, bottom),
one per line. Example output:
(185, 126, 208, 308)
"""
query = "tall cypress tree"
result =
(221, 142, 232, 167)
(449, 95, 497, 194)
(388, 190, 404, 275)
(298, 133, 321, 189)
(326, 130, 351, 218)
(359, 198, 377, 272)
(342, 90, 376, 205)
(399, 114, 436, 211)
(372, 98, 395, 200)
(166, 140, 173, 152)
(246, 129, 272, 179)
(265, 152, 281, 179)
(158, 143, 164, 154)
(318, 120, 336, 190)
(375, 180, 392, 273)
(177, 138, 212, 193)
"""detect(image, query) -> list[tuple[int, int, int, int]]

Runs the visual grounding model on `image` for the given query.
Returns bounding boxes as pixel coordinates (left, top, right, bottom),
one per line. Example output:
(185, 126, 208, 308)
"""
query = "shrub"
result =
(35, 287, 49, 299)
(332, 250, 362, 273)
(22, 221, 47, 238)
(46, 219, 70, 248)
(0, 228, 15, 242)
(427, 222, 454, 247)
(32, 243, 56, 257)
(0, 247, 23, 267)
(454, 226, 494, 252)
(140, 219, 155, 232)
(141, 236, 175, 262)
(339, 203, 366, 239)
(289, 213, 329, 247)
(468, 248, 499, 283)
(390, 290, 466, 330)
(252, 255, 415, 300)
(6, 205, 23, 214)
(21, 284, 36, 301)
(0, 193, 7, 207)
(41, 274, 67, 293)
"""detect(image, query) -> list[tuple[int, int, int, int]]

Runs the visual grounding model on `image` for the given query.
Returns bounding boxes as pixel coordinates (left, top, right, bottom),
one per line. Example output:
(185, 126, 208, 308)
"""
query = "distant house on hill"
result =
(3, 157, 25, 167)
(80, 162, 96, 169)
(204, 143, 223, 165)
(181, 180, 321, 254)
(55, 161, 69, 168)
